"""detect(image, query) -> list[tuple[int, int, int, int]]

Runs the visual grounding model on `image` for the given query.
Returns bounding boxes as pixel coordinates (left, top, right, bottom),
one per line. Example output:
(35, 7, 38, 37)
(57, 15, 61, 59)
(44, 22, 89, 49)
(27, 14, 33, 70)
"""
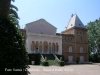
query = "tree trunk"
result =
(0, 0, 11, 17)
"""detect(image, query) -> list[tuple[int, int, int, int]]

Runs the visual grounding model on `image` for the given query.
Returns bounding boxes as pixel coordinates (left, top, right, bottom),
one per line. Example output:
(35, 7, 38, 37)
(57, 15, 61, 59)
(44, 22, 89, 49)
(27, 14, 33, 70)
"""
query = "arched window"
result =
(80, 46, 83, 53)
(69, 46, 72, 52)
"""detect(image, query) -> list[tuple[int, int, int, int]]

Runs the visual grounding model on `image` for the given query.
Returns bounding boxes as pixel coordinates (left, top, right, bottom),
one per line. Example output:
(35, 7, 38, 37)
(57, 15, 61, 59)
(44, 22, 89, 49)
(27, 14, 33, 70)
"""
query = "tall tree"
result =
(86, 19, 100, 62)
(0, 0, 29, 75)
(86, 19, 100, 54)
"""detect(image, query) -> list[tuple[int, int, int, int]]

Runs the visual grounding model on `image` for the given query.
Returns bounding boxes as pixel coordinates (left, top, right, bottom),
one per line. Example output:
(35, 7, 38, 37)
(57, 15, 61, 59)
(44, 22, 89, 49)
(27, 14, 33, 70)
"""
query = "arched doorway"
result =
(39, 41, 42, 53)
(49, 42, 51, 53)
(52, 42, 55, 54)
(32, 41, 35, 53)
(35, 41, 38, 53)
(43, 41, 48, 54)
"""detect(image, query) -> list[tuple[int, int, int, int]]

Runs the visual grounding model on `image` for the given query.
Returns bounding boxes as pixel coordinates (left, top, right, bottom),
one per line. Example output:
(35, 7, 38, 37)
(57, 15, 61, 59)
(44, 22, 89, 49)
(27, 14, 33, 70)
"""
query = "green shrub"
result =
(89, 54, 100, 63)
(41, 61, 49, 66)
(58, 61, 64, 66)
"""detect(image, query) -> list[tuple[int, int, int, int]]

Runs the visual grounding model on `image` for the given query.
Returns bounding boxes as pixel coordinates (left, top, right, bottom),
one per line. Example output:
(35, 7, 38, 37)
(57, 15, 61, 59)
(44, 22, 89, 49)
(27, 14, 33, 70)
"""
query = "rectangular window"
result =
(80, 37, 82, 42)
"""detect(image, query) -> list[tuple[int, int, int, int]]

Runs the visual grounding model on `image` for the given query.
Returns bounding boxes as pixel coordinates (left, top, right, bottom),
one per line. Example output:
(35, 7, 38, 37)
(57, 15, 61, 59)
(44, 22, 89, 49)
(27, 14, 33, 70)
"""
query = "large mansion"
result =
(20, 14, 88, 63)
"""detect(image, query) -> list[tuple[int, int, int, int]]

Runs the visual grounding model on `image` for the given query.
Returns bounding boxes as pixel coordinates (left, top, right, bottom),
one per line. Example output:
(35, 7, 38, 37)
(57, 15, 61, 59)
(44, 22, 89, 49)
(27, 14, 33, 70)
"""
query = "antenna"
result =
(71, 14, 73, 17)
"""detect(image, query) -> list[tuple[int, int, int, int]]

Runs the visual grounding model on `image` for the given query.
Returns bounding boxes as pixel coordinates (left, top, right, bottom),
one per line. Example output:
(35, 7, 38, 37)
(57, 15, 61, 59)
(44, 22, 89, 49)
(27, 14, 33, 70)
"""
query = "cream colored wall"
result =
(26, 33, 62, 55)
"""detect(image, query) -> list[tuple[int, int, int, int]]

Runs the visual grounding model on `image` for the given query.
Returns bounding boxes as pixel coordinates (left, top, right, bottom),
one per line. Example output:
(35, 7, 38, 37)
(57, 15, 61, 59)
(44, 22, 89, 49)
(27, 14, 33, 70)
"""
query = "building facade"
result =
(20, 14, 88, 63)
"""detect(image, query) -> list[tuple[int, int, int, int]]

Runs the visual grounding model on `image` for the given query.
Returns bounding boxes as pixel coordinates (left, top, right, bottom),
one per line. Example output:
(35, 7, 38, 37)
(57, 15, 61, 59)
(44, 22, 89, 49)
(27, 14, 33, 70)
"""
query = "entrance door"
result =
(80, 56, 84, 63)
(68, 56, 73, 63)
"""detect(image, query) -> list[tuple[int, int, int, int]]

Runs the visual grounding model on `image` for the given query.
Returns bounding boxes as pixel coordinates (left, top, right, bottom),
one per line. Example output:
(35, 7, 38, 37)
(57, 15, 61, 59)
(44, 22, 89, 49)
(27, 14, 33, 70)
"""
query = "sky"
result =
(12, 0, 100, 33)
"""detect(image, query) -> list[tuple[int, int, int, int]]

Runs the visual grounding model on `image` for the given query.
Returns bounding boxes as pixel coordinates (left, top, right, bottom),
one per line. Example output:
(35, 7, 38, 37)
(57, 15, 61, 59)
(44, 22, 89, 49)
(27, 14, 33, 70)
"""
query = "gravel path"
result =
(28, 64, 100, 75)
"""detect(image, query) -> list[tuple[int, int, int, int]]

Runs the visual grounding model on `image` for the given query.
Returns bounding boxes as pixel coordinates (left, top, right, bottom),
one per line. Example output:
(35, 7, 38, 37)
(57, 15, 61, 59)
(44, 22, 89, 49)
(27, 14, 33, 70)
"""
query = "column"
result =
(42, 42, 44, 54)
(40, 43, 42, 54)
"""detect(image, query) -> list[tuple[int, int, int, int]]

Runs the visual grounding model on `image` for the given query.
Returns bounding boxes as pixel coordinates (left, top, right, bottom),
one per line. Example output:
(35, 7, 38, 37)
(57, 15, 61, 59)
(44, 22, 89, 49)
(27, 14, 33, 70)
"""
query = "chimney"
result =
(71, 14, 73, 17)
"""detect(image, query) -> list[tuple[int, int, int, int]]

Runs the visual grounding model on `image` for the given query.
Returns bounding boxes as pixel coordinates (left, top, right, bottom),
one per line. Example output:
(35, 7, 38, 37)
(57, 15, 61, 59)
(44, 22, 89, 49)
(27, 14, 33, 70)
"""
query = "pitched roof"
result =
(25, 19, 57, 29)
(65, 14, 85, 30)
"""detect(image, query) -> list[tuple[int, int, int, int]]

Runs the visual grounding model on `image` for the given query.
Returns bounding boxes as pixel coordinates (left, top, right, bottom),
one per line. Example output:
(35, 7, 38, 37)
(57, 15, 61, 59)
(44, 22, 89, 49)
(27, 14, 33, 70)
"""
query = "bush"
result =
(89, 54, 100, 63)
(40, 61, 49, 66)
(58, 61, 64, 66)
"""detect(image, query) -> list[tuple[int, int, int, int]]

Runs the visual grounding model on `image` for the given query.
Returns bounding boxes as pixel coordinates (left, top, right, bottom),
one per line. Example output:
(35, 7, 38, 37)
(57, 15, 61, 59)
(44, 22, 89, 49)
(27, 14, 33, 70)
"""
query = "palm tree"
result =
(10, 4, 19, 19)
(0, 0, 20, 28)
(9, 4, 20, 28)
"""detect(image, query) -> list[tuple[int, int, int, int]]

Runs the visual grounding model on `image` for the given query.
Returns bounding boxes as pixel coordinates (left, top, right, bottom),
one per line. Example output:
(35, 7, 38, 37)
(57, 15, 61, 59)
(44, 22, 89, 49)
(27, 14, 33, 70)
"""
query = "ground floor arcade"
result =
(26, 33, 62, 54)
(30, 41, 59, 54)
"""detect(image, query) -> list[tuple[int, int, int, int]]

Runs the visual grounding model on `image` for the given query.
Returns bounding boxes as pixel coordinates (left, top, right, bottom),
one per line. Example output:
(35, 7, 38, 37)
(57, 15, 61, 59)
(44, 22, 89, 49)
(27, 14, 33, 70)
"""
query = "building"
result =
(20, 14, 88, 63)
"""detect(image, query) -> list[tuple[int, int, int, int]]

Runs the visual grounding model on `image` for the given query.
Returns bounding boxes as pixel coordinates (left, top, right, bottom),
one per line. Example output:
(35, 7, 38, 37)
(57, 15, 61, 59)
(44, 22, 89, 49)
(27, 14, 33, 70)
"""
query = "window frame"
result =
(80, 46, 83, 53)
(69, 46, 72, 52)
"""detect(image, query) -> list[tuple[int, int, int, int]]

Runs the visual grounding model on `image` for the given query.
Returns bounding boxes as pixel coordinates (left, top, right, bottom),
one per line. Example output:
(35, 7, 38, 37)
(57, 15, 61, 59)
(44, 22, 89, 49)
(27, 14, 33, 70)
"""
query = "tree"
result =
(86, 19, 100, 62)
(0, 0, 11, 17)
(9, 4, 20, 28)
(0, 0, 29, 75)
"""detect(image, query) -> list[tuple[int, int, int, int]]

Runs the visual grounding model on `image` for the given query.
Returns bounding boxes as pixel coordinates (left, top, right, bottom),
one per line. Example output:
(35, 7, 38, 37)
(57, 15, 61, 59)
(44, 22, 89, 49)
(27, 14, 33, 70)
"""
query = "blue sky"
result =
(12, 0, 100, 33)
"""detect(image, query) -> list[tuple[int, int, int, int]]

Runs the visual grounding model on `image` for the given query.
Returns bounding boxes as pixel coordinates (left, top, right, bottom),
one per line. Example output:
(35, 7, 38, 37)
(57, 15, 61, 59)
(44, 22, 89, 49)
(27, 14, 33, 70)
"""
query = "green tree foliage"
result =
(9, 3, 20, 28)
(86, 19, 100, 62)
(0, 0, 29, 75)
